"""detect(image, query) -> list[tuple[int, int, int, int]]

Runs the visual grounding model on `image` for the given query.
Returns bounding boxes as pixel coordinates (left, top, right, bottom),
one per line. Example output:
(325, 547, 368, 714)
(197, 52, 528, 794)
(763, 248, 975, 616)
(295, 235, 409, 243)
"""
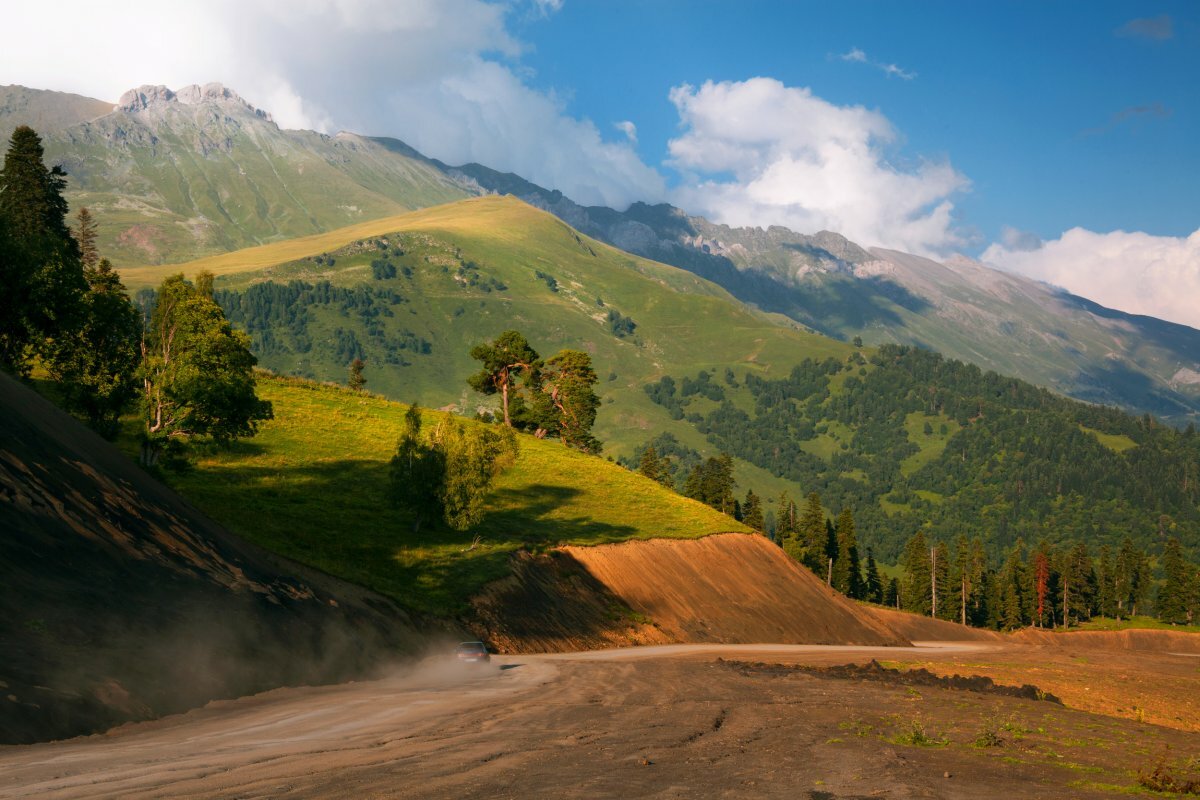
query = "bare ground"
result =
(4, 642, 1197, 799)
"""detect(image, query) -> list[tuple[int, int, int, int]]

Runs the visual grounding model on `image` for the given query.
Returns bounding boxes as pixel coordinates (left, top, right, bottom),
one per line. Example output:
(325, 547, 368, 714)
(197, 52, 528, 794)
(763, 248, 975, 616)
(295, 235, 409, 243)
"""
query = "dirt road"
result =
(3, 643, 1196, 799)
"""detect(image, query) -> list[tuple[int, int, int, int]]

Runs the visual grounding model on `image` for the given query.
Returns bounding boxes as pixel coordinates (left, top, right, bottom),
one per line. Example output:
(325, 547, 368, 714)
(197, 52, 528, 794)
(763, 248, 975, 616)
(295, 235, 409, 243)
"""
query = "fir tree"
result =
(863, 547, 885, 604)
(797, 492, 827, 573)
(832, 507, 862, 598)
(638, 445, 661, 482)
(742, 489, 764, 534)
(0, 126, 85, 373)
(900, 530, 932, 615)
(73, 207, 99, 271)
(1157, 537, 1197, 624)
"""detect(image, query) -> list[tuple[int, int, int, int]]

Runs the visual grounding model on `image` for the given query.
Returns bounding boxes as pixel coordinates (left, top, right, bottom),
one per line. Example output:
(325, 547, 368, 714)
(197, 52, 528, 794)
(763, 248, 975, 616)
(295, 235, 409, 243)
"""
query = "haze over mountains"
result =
(4, 81, 1199, 426)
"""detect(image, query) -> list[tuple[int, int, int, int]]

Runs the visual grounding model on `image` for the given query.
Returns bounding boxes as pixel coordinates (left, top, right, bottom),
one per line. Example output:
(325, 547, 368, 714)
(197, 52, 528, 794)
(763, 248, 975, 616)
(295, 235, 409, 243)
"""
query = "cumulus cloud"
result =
(1, 0, 661, 209)
(838, 47, 916, 80)
(666, 78, 967, 254)
(614, 120, 638, 143)
(1116, 14, 1174, 41)
(983, 228, 1200, 329)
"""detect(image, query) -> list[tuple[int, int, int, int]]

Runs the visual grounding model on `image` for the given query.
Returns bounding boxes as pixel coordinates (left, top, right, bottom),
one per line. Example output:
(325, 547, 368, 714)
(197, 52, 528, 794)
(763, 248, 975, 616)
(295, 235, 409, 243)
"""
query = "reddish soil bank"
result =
(867, 606, 1004, 642)
(470, 533, 907, 652)
(0, 374, 432, 745)
(1010, 627, 1200, 653)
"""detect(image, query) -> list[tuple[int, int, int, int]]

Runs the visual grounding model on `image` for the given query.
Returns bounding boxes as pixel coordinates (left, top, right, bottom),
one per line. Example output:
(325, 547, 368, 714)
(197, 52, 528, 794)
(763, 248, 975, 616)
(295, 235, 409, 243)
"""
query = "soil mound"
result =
(1010, 628, 1200, 653)
(0, 374, 428, 744)
(866, 606, 1003, 642)
(726, 659, 1061, 703)
(470, 533, 908, 652)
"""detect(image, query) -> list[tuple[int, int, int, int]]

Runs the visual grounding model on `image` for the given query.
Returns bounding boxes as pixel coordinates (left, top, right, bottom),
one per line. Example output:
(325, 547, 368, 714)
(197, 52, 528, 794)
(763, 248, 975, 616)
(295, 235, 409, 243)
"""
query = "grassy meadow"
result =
(158, 375, 749, 615)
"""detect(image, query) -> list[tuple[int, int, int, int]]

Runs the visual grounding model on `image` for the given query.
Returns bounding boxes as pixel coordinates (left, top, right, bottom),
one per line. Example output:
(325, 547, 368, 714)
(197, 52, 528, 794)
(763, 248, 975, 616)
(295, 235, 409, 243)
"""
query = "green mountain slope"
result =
(159, 375, 749, 615)
(450, 164, 1200, 426)
(131, 196, 1200, 565)
(4, 84, 472, 264)
(140, 195, 849, 474)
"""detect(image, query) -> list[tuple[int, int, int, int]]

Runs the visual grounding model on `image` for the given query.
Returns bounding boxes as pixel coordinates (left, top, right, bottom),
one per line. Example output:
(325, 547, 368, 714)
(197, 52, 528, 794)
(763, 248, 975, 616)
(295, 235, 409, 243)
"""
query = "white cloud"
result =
(666, 78, 967, 254)
(983, 228, 1200, 329)
(999, 226, 1043, 252)
(2, 0, 660, 209)
(614, 120, 638, 144)
(838, 47, 916, 80)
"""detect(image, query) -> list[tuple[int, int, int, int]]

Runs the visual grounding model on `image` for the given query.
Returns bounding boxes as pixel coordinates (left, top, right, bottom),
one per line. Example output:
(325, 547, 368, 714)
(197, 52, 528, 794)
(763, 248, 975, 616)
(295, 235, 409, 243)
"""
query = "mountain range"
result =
(3, 82, 1199, 426)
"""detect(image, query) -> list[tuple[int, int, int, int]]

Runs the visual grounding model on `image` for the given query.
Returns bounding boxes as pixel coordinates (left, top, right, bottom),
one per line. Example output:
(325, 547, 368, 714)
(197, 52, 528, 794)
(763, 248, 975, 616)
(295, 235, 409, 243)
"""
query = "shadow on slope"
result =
(0, 374, 431, 745)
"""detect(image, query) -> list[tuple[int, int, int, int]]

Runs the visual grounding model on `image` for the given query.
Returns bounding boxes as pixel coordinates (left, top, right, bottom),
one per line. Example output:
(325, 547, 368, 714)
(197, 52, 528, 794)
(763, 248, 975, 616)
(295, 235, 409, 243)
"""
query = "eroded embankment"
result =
(469, 533, 908, 652)
(866, 606, 1004, 642)
(1010, 627, 1200, 653)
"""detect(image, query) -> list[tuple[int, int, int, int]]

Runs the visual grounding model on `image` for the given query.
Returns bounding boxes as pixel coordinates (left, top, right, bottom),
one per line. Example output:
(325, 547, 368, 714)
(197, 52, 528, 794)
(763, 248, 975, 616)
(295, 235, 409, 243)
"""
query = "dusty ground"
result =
(4, 642, 1197, 799)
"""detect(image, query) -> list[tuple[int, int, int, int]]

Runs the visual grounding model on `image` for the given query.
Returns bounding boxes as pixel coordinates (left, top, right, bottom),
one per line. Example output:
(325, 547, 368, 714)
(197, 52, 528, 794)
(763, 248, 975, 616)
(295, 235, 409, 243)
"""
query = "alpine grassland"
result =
(120, 195, 851, 485)
(159, 374, 749, 615)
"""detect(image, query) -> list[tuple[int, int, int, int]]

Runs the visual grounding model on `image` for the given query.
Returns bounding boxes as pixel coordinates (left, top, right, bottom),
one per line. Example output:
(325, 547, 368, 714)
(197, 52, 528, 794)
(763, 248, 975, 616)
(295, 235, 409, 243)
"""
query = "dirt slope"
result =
(470, 533, 907, 652)
(1010, 627, 1200, 653)
(0, 374, 432, 745)
(867, 607, 1003, 642)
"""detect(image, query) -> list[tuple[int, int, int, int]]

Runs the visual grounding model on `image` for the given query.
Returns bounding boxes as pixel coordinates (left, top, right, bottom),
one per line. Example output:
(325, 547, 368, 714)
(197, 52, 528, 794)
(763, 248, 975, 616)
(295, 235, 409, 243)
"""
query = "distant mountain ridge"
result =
(439, 161, 1200, 426)
(1, 83, 473, 263)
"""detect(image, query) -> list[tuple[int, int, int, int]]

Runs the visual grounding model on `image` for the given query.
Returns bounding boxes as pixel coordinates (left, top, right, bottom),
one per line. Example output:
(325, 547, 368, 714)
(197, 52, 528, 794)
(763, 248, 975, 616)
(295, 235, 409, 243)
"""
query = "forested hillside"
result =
(642, 345, 1200, 562)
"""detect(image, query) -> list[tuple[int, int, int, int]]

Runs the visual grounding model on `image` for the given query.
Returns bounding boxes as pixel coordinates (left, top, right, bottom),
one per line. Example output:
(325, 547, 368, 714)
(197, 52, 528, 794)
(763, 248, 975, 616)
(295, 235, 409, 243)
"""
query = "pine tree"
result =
(1156, 538, 1197, 624)
(467, 330, 539, 427)
(900, 530, 932, 615)
(797, 492, 827, 573)
(637, 445, 661, 482)
(535, 349, 602, 452)
(73, 207, 99, 271)
(832, 507, 862, 598)
(742, 489, 764, 534)
(0, 126, 86, 373)
(864, 547, 885, 604)
(932, 541, 951, 620)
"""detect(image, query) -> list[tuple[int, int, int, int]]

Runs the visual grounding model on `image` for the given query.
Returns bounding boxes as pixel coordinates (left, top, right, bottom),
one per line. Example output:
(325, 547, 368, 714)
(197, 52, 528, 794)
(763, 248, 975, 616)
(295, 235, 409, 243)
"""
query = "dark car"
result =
(455, 641, 491, 663)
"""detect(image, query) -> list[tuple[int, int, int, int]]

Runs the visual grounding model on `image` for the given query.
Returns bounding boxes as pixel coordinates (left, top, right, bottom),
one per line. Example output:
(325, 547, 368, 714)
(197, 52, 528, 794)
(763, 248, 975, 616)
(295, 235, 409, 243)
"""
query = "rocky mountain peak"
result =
(116, 83, 272, 121)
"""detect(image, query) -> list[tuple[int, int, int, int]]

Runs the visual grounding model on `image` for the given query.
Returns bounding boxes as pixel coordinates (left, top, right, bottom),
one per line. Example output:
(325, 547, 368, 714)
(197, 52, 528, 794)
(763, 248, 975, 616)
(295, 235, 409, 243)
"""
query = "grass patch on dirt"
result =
(1075, 616, 1200, 634)
(154, 375, 747, 616)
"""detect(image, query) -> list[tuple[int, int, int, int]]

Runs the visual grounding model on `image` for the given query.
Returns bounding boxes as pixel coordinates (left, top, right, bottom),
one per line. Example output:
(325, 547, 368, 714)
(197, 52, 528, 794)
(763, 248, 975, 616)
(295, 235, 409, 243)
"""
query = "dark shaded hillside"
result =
(0, 373, 429, 744)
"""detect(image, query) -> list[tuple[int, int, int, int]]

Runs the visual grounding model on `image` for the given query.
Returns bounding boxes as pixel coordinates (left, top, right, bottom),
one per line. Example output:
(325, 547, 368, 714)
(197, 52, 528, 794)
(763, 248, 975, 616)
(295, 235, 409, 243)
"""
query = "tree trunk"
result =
(501, 381, 511, 427)
(930, 546, 937, 619)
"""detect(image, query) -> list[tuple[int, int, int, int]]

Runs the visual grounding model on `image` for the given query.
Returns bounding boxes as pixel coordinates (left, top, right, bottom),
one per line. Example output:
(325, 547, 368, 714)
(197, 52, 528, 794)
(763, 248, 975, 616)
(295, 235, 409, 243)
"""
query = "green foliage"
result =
(742, 489, 764, 534)
(534, 348, 602, 452)
(44, 258, 141, 437)
(139, 274, 273, 462)
(0, 126, 85, 374)
(606, 308, 637, 338)
(832, 507, 862, 598)
(646, 345, 1200, 563)
(1157, 538, 1199, 624)
(433, 418, 518, 530)
(683, 453, 737, 517)
(467, 329, 539, 427)
(387, 404, 443, 532)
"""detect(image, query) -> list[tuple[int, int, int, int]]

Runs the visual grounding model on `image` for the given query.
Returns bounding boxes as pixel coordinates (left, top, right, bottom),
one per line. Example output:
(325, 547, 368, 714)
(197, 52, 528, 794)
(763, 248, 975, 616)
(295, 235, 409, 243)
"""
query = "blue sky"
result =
(511, 1, 1197, 246)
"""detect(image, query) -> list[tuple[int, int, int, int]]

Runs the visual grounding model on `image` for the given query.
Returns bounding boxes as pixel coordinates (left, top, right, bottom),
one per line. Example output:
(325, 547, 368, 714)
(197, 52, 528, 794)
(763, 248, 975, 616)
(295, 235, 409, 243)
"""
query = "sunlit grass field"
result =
(159, 375, 748, 616)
